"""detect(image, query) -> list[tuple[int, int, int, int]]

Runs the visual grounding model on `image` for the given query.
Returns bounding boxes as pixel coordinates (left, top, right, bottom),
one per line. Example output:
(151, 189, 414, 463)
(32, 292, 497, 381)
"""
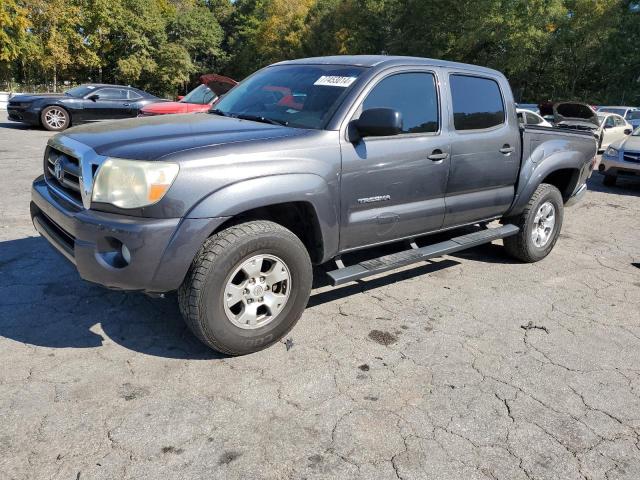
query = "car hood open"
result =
(64, 113, 303, 160)
(539, 102, 600, 128)
(200, 74, 238, 96)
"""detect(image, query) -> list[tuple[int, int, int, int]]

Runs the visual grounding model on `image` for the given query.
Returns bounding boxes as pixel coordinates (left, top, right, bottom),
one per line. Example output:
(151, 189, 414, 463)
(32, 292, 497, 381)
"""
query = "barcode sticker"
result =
(313, 76, 357, 88)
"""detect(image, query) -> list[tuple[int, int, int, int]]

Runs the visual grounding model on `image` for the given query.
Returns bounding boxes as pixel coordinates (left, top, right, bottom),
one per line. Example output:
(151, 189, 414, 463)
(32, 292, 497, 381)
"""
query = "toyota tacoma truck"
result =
(30, 56, 597, 355)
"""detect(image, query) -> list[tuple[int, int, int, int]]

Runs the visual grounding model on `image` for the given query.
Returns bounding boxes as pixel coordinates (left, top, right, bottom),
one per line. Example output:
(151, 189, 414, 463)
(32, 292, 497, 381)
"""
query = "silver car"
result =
(598, 127, 640, 185)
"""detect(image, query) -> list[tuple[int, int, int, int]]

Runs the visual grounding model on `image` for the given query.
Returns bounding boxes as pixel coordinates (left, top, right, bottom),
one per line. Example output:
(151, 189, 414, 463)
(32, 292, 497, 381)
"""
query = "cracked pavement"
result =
(1, 113, 639, 480)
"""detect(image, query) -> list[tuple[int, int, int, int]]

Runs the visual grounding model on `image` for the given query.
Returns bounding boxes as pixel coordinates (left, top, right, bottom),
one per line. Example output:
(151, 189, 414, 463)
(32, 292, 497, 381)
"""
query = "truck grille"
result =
(623, 151, 640, 164)
(44, 147, 83, 204)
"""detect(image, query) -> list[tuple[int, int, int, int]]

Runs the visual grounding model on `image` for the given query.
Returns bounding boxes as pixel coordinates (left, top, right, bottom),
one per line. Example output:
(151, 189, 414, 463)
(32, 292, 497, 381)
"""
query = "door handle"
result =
(427, 150, 449, 161)
(500, 145, 515, 154)
(122, 103, 131, 107)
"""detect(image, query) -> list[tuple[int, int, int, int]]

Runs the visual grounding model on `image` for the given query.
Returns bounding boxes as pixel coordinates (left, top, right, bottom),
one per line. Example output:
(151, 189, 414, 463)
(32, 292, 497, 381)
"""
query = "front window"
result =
(359, 72, 439, 134)
(65, 85, 98, 98)
(181, 84, 216, 105)
(213, 64, 366, 129)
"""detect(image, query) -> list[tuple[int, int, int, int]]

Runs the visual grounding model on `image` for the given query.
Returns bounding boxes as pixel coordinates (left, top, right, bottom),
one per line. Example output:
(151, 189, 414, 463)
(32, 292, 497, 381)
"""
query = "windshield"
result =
(181, 84, 216, 104)
(212, 64, 366, 129)
(598, 107, 626, 116)
(633, 126, 640, 136)
(64, 85, 99, 98)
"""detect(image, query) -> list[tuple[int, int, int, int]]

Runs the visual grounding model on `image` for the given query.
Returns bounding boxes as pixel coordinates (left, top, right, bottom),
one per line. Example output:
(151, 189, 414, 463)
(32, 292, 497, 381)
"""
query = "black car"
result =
(7, 84, 165, 131)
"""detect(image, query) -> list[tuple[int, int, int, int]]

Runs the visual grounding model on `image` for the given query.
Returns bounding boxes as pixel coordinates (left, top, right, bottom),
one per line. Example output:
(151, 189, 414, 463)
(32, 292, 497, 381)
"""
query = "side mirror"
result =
(624, 128, 633, 135)
(177, 95, 185, 101)
(350, 108, 403, 141)
(88, 94, 100, 102)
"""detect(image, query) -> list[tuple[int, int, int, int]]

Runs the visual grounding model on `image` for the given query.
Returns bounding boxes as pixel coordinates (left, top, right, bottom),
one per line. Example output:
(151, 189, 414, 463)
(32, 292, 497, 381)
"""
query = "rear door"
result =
(339, 69, 450, 251)
(441, 72, 520, 227)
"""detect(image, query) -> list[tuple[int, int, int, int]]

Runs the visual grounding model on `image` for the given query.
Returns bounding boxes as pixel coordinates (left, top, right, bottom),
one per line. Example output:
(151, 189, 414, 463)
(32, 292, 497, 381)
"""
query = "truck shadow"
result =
(0, 233, 501, 358)
(0, 237, 223, 360)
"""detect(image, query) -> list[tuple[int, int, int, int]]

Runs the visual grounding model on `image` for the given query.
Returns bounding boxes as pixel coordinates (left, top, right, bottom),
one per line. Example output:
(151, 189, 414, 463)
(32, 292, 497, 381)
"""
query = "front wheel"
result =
(40, 106, 70, 131)
(503, 183, 564, 263)
(178, 220, 312, 355)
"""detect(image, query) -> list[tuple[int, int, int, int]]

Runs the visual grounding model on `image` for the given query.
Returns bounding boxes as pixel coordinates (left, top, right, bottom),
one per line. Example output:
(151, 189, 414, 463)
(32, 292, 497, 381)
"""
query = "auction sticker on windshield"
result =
(313, 76, 357, 87)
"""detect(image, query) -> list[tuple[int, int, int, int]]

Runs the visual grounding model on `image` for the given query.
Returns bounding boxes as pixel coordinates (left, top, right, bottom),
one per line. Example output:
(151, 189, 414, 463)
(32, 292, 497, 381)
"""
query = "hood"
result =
(539, 102, 599, 128)
(199, 74, 238, 96)
(140, 102, 210, 115)
(64, 113, 304, 160)
(10, 93, 65, 103)
(614, 133, 640, 152)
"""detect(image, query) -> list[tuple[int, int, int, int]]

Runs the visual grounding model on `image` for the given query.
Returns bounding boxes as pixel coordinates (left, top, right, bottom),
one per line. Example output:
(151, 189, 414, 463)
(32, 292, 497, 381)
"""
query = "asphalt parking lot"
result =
(1, 112, 639, 480)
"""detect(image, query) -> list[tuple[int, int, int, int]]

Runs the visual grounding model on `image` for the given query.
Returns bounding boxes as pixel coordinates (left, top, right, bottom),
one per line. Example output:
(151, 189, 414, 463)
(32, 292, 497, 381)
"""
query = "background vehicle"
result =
(598, 126, 640, 186)
(626, 110, 640, 129)
(7, 84, 164, 131)
(516, 108, 552, 127)
(597, 105, 638, 120)
(138, 74, 237, 116)
(515, 103, 540, 114)
(30, 56, 596, 356)
(540, 102, 632, 150)
(597, 112, 633, 150)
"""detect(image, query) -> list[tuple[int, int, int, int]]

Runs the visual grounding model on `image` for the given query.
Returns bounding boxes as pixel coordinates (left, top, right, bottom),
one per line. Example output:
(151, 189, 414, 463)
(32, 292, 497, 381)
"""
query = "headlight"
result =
(92, 158, 179, 209)
(604, 146, 619, 158)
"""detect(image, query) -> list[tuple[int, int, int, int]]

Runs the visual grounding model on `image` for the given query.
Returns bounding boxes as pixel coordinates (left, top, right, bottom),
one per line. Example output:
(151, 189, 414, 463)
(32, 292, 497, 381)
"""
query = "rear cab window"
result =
(358, 72, 439, 134)
(449, 74, 505, 130)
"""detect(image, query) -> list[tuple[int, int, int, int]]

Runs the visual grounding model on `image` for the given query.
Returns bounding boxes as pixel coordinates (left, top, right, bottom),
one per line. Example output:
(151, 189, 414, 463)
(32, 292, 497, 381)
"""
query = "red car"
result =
(138, 74, 237, 116)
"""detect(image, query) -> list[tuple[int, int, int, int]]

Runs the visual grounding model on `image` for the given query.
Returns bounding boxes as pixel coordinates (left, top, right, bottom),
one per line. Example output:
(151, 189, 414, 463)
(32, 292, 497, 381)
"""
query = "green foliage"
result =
(1, 0, 639, 103)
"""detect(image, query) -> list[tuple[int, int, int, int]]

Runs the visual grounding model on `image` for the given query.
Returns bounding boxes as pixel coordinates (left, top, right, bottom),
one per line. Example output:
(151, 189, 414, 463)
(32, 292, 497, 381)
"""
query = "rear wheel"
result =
(603, 174, 617, 187)
(41, 106, 70, 131)
(178, 220, 312, 355)
(503, 183, 563, 263)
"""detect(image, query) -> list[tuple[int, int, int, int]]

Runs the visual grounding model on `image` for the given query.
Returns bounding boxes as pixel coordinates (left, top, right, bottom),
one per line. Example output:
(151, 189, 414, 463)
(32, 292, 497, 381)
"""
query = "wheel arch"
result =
(186, 173, 340, 264)
(507, 150, 585, 217)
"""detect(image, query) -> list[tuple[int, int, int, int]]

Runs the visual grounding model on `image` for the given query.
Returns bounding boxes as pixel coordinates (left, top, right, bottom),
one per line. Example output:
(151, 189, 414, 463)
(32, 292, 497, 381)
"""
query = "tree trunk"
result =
(53, 65, 57, 93)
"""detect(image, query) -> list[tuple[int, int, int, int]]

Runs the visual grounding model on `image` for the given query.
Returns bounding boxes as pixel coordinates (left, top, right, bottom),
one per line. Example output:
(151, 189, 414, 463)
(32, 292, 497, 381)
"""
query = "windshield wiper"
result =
(209, 108, 229, 117)
(234, 113, 288, 127)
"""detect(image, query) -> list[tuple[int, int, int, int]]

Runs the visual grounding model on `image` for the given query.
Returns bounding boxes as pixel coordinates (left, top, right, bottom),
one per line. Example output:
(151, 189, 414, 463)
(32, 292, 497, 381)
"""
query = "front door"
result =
(339, 70, 450, 251)
(441, 72, 521, 227)
(82, 87, 132, 121)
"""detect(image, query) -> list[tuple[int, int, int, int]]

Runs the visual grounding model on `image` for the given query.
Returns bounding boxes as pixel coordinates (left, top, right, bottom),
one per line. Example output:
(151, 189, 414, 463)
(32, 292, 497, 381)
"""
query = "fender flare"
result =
(507, 149, 584, 216)
(186, 173, 340, 262)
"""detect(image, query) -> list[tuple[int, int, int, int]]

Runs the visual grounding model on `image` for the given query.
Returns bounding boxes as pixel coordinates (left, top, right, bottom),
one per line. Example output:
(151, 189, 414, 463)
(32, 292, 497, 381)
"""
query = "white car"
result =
(516, 108, 552, 127)
(596, 113, 634, 150)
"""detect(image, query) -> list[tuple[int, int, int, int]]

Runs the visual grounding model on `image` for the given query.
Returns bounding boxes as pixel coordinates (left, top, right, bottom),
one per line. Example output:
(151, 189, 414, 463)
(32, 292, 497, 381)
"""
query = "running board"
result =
(326, 224, 519, 286)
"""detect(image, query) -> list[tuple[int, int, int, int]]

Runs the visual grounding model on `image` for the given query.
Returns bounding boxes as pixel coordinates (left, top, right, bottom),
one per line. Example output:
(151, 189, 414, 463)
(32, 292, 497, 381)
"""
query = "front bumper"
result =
(598, 155, 640, 178)
(7, 107, 40, 125)
(31, 176, 229, 292)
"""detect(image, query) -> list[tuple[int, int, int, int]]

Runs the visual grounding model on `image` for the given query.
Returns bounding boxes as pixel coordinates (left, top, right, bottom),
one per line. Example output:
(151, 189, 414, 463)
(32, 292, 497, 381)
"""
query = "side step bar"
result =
(326, 224, 519, 286)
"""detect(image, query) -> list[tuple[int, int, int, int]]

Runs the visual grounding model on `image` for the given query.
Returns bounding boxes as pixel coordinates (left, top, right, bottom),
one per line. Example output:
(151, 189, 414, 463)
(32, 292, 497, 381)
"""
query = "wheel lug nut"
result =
(243, 288, 249, 294)
(259, 276, 265, 282)
(247, 298, 253, 303)
(258, 297, 263, 302)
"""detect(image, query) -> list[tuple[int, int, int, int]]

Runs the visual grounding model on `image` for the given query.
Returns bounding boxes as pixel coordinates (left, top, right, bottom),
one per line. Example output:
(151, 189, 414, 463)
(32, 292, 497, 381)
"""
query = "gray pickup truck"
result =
(31, 56, 597, 355)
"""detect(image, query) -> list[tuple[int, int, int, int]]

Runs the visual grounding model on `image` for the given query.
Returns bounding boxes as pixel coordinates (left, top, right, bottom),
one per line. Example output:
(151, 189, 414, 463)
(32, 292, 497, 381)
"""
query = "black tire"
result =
(40, 106, 70, 131)
(603, 174, 617, 187)
(503, 183, 564, 263)
(178, 220, 312, 356)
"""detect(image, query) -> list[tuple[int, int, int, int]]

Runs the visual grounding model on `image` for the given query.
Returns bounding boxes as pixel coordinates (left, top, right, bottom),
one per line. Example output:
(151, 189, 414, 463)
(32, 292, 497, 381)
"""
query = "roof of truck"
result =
(275, 55, 502, 76)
